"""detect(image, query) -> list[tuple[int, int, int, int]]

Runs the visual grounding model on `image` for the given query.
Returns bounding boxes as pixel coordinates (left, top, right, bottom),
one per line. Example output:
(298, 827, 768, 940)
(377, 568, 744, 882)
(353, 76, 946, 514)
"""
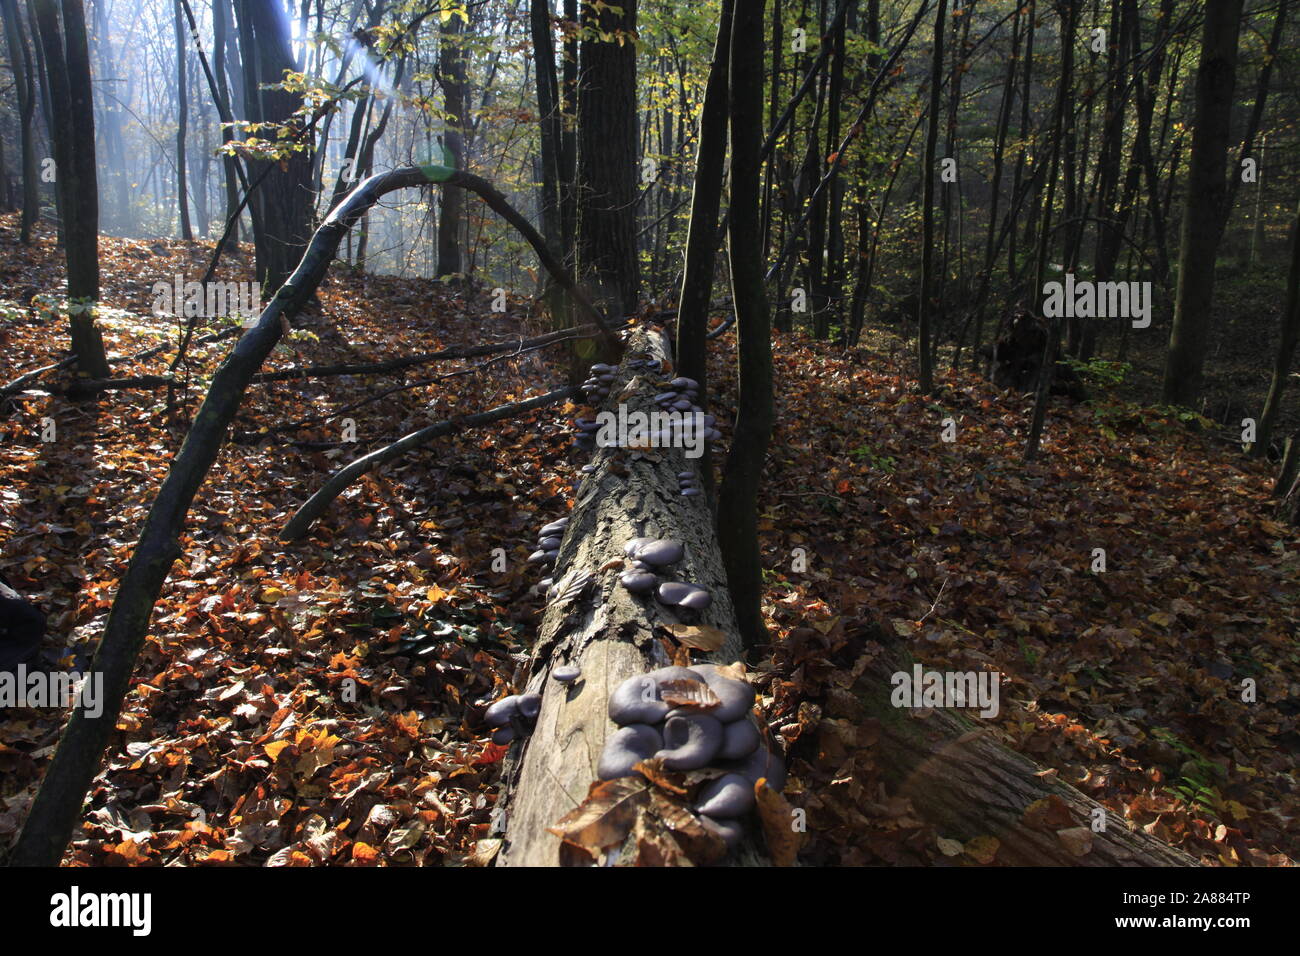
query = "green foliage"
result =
(1066, 357, 1130, 389)
(849, 443, 897, 472)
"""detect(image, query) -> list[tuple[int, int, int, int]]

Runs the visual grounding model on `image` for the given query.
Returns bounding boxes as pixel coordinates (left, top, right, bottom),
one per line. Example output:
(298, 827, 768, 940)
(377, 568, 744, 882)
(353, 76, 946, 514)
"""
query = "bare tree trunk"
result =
(173, 0, 193, 240)
(31, 0, 108, 379)
(1, 0, 38, 241)
(576, 0, 639, 318)
(675, 0, 733, 413)
(717, 0, 773, 650)
(437, 11, 466, 278)
(917, 0, 946, 395)
(1253, 199, 1300, 458)
(1024, 0, 1076, 463)
(1161, 0, 1244, 406)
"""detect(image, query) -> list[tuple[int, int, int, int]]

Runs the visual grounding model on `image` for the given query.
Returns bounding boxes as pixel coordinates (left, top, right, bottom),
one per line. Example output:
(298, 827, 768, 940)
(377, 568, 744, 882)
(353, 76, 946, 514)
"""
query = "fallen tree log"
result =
(849, 637, 1199, 866)
(496, 326, 756, 866)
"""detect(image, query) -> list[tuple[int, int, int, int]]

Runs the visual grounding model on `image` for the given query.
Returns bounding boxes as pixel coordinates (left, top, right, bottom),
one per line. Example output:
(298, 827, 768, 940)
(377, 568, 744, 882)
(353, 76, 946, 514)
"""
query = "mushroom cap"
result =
(492, 726, 516, 745)
(517, 691, 543, 719)
(670, 377, 699, 390)
(688, 665, 755, 722)
(609, 674, 670, 724)
(694, 773, 755, 818)
(656, 580, 695, 606)
(619, 570, 658, 594)
(607, 667, 704, 725)
(677, 586, 712, 609)
(623, 536, 655, 556)
(646, 665, 706, 686)
(657, 713, 724, 770)
(597, 724, 664, 780)
(538, 535, 562, 550)
(539, 518, 570, 536)
(484, 695, 521, 727)
(635, 539, 685, 566)
(528, 550, 552, 564)
(552, 664, 582, 683)
(681, 488, 703, 498)
(677, 471, 696, 480)
(653, 392, 678, 404)
(719, 716, 762, 760)
(724, 744, 786, 793)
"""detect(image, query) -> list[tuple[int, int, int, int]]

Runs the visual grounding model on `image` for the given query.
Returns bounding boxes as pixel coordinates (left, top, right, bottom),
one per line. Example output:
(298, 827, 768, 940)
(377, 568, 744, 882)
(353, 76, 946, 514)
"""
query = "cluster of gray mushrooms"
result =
(601, 663, 785, 847)
(617, 536, 711, 610)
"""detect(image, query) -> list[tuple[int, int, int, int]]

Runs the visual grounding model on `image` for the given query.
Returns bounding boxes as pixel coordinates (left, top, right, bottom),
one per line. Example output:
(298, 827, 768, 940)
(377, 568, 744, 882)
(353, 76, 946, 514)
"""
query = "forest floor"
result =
(0, 215, 1296, 866)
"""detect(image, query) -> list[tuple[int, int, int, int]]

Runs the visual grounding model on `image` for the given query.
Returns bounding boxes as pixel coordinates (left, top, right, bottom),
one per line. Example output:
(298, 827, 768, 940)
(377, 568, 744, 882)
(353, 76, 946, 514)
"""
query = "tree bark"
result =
(234, 0, 315, 294)
(173, 0, 193, 240)
(674, 0, 733, 418)
(917, 0, 946, 395)
(717, 0, 773, 650)
(576, 0, 639, 318)
(1, 0, 38, 242)
(1161, 0, 1244, 406)
(1253, 199, 1300, 457)
(437, 11, 466, 278)
(31, 0, 108, 379)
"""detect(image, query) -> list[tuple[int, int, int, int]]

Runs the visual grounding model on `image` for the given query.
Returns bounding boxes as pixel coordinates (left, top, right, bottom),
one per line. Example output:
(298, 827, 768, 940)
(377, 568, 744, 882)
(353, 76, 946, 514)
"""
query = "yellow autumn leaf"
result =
(1225, 800, 1250, 821)
(264, 739, 292, 760)
(259, 586, 285, 604)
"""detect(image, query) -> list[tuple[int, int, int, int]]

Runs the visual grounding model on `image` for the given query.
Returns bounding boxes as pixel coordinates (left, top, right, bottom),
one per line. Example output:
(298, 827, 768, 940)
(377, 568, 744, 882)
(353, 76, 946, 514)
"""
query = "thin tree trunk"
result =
(173, 0, 192, 240)
(31, 0, 108, 378)
(675, 0, 733, 418)
(1253, 199, 1300, 458)
(717, 0, 773, 650)
(917, 0, 946, 395)
(1161, 0, 1244, 406)
(1024, 0, 1076, 463)
(1, 0, 38, 241)
(437, 11, 466, 277)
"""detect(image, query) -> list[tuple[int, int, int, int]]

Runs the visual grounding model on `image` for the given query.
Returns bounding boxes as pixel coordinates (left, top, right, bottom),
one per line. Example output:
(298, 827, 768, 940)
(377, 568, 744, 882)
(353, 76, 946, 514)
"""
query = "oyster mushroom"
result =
(694, 773, 755, 818)
(635, 539, 684, 566)
(597, 724, 664, 780)
(719, 717, 761, 760)
(657, 713, 724, 770)
(688, 664, 755, 722)
(484, 696, 520, 727)
(619, 570, 658, 595)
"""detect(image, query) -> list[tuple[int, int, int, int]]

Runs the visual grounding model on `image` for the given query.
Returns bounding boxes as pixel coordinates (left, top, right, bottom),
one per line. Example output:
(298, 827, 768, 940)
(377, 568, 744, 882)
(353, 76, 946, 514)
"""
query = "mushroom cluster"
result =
(529, 516, 569, 577)
(572, 416, 599, 453)
(599, 664, 784, 847)
(618, 537, 711, 610)
(484, 691, 543, 745)
(579, 363, 617, 403)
